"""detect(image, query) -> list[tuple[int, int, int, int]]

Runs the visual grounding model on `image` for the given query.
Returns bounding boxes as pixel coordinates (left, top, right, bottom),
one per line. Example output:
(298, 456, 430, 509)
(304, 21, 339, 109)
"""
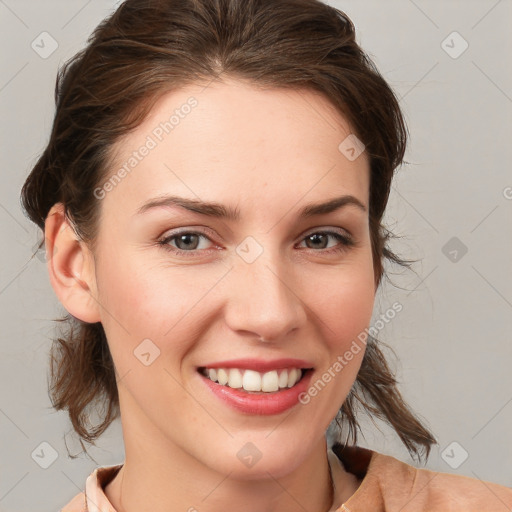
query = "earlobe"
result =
(44, 203, 101, 323)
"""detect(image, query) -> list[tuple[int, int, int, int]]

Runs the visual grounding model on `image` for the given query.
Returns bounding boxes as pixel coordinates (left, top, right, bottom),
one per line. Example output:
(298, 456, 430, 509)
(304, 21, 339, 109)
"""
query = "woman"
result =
(20, 0, 512, 510)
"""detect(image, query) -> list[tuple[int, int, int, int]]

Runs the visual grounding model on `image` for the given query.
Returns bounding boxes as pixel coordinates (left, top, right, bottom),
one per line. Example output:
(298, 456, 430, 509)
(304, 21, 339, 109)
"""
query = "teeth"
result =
(243, 370, 261, 391)
(228, 368, 243, 389)
(261, 370, 279, 392)
(278, 369, 289, 388)
(287, 368, 299, 388)
(201, 367, 305, 392)
(217, 368, 229, 385)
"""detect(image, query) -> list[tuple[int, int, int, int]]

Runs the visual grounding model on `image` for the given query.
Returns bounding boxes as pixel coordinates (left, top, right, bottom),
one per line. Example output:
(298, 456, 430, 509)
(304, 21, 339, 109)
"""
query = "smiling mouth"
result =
(198, 367, 313, 393)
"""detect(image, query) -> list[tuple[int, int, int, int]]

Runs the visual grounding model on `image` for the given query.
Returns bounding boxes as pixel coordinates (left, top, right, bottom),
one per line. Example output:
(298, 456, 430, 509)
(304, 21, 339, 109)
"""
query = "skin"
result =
(45, 78, 376, 512)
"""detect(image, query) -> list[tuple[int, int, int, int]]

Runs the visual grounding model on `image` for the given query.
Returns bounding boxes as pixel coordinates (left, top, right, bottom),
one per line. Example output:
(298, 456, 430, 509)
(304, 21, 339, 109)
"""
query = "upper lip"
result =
(198, 358, 314, 373)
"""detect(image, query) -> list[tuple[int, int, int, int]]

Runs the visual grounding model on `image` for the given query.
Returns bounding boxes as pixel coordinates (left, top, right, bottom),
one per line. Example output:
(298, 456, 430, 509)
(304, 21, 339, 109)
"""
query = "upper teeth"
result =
(202, 367, 304, 393)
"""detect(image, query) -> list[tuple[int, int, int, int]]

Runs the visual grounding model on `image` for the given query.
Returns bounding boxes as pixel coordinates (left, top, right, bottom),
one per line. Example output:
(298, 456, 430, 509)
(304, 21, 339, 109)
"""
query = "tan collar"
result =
(327, 446, 366, 510)
(85, 446, 371, 512)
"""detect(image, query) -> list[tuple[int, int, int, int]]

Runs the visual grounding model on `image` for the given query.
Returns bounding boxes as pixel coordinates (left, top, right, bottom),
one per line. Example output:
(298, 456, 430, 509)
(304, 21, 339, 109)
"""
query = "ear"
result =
(44, 203, 101, 323)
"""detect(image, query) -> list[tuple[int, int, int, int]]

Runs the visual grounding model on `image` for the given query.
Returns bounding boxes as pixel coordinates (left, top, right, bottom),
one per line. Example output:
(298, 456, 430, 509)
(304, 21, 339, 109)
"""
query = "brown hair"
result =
(21, 0, 436, 462)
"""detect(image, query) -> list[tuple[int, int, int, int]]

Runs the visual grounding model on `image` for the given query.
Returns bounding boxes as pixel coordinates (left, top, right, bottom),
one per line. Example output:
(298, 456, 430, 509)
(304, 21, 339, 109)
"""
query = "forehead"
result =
(101, 78, 370, 219)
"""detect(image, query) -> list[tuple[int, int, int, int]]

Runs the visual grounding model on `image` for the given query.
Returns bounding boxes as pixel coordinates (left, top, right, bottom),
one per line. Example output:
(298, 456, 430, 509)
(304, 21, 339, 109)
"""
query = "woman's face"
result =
(91, 78, 375, 477)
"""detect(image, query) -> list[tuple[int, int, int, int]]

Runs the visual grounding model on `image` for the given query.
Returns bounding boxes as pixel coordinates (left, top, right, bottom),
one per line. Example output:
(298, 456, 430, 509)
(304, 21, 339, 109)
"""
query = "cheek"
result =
(96, 240, 375, 371)
(94, 251, 227, 361)
(307, 256, 376, 347)
(327, 276, 375, 342)
(294, 260, 375, 420)
(307, 256, 375, 393)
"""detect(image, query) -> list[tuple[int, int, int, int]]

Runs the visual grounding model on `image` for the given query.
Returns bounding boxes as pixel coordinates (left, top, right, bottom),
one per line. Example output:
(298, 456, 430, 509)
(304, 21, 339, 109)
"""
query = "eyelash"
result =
(156, 228, 355, 257)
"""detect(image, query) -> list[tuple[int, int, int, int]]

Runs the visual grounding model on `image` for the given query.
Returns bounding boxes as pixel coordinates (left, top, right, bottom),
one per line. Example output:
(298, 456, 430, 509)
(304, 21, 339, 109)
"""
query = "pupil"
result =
(178, 234, 197, 250)
(308, 233, 326, 249)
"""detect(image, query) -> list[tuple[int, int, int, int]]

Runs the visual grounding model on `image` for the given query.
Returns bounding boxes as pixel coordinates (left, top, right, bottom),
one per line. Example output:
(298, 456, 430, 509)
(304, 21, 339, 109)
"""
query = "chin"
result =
(199, 434, 317, 480)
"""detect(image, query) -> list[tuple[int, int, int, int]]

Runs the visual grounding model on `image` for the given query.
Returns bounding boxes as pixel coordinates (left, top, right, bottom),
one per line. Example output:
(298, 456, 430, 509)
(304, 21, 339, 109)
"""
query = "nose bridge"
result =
(225, 238, 305, 341)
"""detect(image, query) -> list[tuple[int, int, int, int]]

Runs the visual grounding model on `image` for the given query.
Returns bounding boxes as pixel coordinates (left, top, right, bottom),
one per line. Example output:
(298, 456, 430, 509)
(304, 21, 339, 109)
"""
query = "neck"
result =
(104, 395, 360, 512)
(106, 441, 337, 512)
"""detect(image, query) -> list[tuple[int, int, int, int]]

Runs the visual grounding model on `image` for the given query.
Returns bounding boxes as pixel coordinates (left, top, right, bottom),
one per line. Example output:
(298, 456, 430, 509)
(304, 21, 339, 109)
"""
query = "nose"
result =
(223, 246, 307, 343)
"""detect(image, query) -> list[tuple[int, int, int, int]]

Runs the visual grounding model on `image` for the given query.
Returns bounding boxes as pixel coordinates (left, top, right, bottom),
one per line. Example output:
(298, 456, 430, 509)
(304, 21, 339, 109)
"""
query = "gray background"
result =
(1, 0, 511, 510)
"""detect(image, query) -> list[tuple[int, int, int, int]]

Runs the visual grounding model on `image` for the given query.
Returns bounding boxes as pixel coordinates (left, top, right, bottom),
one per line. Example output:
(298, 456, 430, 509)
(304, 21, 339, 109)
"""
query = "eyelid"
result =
(158, 225, 352, 244)
(158, 225, 218, 240)
(157, 225, 355, 258)
(156, 228, 219, 256)
(301, 226, 352, 239)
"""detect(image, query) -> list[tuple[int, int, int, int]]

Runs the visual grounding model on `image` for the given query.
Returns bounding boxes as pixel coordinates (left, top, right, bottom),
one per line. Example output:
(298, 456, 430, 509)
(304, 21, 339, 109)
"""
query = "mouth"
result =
(197, 366, 313, 394)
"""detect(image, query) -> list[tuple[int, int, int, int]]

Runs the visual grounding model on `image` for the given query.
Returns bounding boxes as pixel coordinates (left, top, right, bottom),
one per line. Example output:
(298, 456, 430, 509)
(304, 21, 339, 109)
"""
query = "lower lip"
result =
(199, 370, 313, 415)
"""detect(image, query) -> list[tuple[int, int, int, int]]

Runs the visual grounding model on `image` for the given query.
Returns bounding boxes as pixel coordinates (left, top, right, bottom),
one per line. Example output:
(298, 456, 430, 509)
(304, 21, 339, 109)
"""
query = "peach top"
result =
(60, 444, 512, 511)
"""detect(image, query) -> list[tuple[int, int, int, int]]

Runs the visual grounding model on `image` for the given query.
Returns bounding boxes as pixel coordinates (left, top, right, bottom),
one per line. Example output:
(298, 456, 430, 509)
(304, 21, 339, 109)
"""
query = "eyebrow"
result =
(135, 194, 367, 220)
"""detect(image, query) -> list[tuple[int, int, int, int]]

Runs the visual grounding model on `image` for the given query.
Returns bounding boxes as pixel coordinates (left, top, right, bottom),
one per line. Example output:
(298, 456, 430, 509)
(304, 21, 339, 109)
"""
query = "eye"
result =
(157, 228, 355, 257)
(297, 230, 355, 255)
(158, 230, 215, 256)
